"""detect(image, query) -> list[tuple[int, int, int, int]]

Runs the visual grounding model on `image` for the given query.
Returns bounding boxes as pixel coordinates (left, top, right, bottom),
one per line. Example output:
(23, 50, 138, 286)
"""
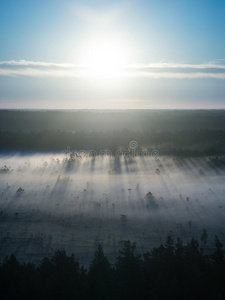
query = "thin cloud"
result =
(0, 68, 88, 78)
(2, 60, 225, 69)
(125, 71, 225, 79)
(129, 62, 225, 69)
(0, 60, 82, 68)
(0, 60, 225, 79)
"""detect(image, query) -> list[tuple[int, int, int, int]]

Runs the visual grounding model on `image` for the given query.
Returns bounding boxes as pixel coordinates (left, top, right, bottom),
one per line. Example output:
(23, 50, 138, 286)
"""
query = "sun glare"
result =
(82, 38, 128, 79)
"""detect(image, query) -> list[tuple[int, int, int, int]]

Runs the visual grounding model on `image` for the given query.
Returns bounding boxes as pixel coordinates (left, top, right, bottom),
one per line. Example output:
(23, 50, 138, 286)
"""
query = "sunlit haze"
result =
(0, 0, 225, 108)
(81, 37, 129, 79)
(1, 2, 225, 295)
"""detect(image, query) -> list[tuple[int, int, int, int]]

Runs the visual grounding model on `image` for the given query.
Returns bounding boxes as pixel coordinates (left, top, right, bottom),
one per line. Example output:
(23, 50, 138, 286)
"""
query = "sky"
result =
(0, 0, 225, 109)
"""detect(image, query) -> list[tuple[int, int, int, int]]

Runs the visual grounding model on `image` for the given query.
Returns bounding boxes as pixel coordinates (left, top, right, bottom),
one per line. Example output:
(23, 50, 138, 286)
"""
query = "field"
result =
(1, 146, 225, 265)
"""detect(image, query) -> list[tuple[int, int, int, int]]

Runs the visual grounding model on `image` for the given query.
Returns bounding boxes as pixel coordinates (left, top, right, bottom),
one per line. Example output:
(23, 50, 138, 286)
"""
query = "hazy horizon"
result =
(1, 0, 225, 109)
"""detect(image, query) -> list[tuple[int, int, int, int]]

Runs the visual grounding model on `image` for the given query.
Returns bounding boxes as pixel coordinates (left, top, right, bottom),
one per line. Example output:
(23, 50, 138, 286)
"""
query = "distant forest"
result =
(1, 234, 225, 300)
(1, 110, 225, 155)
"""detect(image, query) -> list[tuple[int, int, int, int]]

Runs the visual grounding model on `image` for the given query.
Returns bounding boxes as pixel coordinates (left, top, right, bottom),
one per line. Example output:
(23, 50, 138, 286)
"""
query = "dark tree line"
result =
(1, 110, 225, 132)
(1, 110, 225, 156)
(0, 235, 225, 300)
(1, 129, 225, 156)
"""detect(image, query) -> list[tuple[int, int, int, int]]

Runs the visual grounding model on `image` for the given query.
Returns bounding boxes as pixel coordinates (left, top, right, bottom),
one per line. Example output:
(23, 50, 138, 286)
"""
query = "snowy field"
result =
(0, 153, 225, 266)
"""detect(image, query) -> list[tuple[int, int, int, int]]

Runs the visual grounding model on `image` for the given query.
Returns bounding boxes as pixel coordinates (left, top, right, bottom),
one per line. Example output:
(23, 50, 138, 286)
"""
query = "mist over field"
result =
(1, 150, 225, 265)
(1, 0, 225, 298)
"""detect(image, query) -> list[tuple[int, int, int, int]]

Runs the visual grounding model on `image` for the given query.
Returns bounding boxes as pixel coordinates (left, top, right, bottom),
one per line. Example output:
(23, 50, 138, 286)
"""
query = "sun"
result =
(82, 38, 128, 79)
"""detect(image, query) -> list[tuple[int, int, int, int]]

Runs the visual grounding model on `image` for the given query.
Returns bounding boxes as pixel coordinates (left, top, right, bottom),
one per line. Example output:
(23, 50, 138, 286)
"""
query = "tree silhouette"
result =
(88, 244, 114, 300)
(0, 235, 225, 299)
(116, 240, 144, 300)
(201, 229, 208, 244)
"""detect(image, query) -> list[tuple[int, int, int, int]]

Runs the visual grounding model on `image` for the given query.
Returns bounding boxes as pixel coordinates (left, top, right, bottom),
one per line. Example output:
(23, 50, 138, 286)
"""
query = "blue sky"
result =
(0, 0, 225, 109)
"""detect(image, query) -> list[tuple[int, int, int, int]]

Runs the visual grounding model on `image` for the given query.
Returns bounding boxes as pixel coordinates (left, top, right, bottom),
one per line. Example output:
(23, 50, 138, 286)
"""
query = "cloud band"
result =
(0, 60, 225, 79)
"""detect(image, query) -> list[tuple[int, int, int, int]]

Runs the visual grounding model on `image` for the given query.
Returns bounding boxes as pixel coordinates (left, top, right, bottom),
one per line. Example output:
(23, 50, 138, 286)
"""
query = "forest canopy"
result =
(1, 110, 225, 156)
(0, 235, 224, 300)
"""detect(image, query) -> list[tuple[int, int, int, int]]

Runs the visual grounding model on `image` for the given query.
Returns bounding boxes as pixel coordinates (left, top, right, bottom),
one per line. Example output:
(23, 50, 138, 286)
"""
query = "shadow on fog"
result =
(1, 153, 225, 264)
